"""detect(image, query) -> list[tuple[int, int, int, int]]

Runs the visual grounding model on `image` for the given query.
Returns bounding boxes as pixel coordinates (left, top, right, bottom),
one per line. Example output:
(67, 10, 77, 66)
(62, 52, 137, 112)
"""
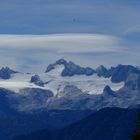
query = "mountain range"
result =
(0, 59, 140, 140)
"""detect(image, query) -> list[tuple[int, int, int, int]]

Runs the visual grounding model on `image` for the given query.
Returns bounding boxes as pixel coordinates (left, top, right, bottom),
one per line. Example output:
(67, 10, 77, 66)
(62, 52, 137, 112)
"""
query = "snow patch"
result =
(42, 74, 124, 95)
(0, 66, 124, 95)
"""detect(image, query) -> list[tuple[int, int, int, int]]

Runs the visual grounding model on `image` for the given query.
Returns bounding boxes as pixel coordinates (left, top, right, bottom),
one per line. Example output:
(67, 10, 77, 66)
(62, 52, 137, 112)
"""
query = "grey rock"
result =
(30, 75, 44, 87)
(0, 67, 18, 79)
(110, 64, 140, 83)
(96, 65, 110, 78)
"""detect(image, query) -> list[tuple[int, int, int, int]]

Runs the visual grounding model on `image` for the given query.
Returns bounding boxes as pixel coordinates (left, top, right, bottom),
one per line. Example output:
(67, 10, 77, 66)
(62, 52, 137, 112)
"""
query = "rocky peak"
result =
(30, 75, 44, 87)
(96, 65, 110, 78)
(55, 59, 67, 65)
(45, 59, 67, 73)
(124, 73, 140, 91)
(0, 67, 18, 79)
(61, 61, 95, 76)
(103, 85, 115, 96)
(111, 64, 140, 83)
(45, 64, 55, 73)
(57, 85, 83, 97)
(46, 59, 95, 76)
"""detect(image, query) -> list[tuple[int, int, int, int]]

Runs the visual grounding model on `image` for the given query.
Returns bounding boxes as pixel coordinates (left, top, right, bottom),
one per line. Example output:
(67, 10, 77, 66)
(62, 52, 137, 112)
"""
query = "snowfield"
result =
(0, 65, 124, 95)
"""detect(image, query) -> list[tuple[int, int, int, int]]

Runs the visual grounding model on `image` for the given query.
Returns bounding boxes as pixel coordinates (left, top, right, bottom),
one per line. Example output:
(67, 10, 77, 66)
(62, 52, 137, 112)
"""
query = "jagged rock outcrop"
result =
(57, 85, 83, 97)
(103, 85, 115, 96)
(110, 64, 140, 83)
(46, 59, 96, 76)
(0, 67, 18, 79)
(30, 75, 44, 87)
(45, 59, 67, 72)
(61, 61, 95, 76)
(124, 73, 140, 91)
(9, 88, 54, 112)
(96, 65, 110, 78)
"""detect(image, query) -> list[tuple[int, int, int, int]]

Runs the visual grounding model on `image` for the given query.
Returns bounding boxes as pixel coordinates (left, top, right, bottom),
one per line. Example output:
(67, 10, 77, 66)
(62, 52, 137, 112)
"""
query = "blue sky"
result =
(0, 0, 140, 72)
(0, 0, 140, 35)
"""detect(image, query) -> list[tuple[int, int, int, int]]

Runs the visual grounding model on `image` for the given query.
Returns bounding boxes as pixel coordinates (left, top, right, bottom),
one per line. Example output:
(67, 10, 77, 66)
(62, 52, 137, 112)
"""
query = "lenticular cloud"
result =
(0, 34, 123, 53)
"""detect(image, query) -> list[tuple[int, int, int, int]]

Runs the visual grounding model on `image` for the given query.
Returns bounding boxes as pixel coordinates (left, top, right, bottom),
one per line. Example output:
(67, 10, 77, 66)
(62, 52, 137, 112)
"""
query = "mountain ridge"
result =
(11, 107, 139, 140)
(0, 59, 140, 140)
(0, 59, 139, 112)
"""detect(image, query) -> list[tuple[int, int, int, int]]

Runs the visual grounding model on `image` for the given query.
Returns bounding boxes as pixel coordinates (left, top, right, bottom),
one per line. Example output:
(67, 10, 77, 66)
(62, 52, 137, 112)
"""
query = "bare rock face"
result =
(57, 85, 83, 97)
(46, 59, 96, 76)
(55, 59, 67, 65)
(61, 61, 95, 76)
(15, 88, 53, 111)
(96, 65, 110, 78)
(103, 85, 115, 96)
(124, 73, 140, 91)
(30, 75, 44, 87)
(45, 59, 67, 72)
(111, 64, 140, 83)
(0, 67, 18, 79)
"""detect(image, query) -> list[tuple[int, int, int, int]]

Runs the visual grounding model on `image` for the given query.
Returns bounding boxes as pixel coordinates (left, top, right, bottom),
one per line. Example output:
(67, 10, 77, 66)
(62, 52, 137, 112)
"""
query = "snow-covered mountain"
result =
(0, 59, 140, 112)
(0, 59, 123, 95)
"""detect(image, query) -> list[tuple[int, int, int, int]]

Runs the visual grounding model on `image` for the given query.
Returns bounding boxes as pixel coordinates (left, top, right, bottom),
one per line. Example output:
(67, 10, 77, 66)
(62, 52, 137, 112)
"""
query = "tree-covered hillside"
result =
(132, 113, 140, 140)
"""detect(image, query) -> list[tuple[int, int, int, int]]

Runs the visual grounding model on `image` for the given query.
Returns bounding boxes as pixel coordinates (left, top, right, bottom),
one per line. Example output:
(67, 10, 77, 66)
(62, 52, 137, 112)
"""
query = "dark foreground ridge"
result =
(12, 108, 139, 140)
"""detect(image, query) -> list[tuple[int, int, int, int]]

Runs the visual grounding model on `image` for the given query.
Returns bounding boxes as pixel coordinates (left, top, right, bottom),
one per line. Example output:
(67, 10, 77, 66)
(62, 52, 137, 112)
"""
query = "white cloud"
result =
(0, 33, 134, 73)
(0, 34, 123, 53)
